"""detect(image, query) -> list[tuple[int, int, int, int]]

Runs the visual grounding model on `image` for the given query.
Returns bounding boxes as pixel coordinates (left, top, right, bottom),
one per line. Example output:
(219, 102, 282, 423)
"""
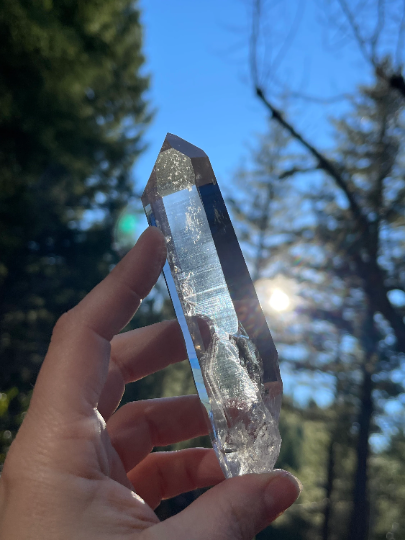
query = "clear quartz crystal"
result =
(142, 134, 282, 478)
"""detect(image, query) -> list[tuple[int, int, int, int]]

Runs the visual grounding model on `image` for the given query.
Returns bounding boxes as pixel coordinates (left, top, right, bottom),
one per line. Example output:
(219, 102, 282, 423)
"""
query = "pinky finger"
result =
(128, 448, 225, 509)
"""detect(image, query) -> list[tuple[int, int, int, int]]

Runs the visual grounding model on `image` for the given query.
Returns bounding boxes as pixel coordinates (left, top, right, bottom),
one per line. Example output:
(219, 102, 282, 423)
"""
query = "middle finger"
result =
(98, 319, 187, 420)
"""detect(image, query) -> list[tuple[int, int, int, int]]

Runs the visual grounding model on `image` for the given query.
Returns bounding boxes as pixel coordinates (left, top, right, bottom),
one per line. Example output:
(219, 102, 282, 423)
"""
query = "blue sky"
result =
(135, 0, 371, 189)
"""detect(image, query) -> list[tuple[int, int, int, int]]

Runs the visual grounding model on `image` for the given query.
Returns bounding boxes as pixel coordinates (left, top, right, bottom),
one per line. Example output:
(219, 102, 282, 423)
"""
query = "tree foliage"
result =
(0, 0, 151, 462)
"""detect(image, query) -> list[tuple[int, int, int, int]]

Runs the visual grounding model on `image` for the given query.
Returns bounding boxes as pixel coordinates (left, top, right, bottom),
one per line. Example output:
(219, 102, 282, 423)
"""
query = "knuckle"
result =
(51, 310, 74, 342)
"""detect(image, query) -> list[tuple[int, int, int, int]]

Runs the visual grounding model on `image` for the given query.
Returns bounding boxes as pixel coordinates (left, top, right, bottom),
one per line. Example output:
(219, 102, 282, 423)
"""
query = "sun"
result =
(269, 288, 291, 312)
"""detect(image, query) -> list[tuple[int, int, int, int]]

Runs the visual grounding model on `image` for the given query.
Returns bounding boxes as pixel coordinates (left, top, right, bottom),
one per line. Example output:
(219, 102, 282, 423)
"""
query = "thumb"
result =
(150, 470, 301, 540)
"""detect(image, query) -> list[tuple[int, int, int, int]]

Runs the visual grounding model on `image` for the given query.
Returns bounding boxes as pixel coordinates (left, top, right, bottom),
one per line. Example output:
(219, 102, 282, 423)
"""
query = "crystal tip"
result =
(161, 133, 207, 159)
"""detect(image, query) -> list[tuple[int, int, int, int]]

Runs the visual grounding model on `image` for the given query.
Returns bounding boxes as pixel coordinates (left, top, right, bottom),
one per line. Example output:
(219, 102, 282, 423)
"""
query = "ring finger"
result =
(106, 395, 210, 472)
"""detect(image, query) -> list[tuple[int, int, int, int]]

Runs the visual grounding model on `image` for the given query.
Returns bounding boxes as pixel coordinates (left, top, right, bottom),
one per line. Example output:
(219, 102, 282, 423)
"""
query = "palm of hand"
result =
(0, 228, 299, 540)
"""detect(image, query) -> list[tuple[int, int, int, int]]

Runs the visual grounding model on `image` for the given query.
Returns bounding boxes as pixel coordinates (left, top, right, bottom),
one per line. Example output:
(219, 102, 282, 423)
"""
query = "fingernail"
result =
(273, 469, 303, 494)
(264, 470, 302, 518)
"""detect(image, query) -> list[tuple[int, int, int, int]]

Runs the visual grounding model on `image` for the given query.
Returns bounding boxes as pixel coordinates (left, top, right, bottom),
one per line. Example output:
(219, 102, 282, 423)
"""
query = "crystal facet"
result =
(142, 134, 282, 477)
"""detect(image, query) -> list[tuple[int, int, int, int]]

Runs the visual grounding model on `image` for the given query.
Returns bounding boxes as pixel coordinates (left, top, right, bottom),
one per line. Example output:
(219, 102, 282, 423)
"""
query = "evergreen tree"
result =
(0, 0, 151, 462)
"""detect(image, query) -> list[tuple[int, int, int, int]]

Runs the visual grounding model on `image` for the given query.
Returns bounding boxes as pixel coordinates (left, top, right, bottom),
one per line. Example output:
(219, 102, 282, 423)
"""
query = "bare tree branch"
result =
(337, 0, 375, 66)
(370, 0, 385, 62)
(395, 0, 405, 66)
(337, 0, 405, 99)
(270, 0, 304, 77)
(249, 0, 261, 88)
(284, 90, 353, 104)
(255, 87, 369, 236)
(250, 0, 304, 91)
(278, 166, 320, 179)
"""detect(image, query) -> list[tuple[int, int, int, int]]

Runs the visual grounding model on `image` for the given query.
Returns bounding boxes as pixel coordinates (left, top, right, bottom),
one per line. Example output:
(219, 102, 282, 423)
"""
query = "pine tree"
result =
(0, 0, 151, 462)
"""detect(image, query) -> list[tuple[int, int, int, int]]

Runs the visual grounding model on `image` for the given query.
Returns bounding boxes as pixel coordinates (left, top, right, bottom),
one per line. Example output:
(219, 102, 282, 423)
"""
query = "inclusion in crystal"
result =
(142, 133, 282, 478)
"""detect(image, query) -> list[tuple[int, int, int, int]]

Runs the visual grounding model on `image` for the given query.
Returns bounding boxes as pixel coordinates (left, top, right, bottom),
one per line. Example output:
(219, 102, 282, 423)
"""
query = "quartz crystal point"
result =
(142, 134, 282, 478)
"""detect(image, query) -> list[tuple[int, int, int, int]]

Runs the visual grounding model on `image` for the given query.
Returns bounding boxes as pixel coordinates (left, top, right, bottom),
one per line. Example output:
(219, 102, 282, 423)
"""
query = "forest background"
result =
(1, 1, 405, 540)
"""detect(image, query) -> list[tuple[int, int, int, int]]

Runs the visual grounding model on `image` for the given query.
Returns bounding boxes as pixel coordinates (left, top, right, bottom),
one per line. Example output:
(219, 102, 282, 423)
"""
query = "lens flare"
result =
(114, 203, 146, 252)
(119, 214, 138, 235)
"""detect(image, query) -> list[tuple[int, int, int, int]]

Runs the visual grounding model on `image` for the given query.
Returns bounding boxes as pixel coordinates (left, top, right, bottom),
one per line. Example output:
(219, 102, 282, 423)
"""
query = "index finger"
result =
(32, 227, 167, 418)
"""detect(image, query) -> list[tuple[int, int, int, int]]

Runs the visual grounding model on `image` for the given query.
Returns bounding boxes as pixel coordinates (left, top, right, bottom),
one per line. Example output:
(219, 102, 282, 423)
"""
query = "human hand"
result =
(0, 227, 300, 540)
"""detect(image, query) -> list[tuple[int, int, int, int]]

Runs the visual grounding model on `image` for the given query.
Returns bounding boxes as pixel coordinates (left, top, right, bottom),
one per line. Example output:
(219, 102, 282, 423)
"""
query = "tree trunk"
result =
(322, 435, 335, 540)
(347, 365, 373, 540)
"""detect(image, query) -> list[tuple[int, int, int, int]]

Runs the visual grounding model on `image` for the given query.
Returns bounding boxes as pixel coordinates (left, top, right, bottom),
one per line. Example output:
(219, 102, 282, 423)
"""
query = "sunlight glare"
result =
(269, 288, 291, 312)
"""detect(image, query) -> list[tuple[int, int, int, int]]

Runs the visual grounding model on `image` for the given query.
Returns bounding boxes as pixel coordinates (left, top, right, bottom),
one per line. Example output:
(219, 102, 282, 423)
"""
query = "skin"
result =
(0, 227, 301, 540)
